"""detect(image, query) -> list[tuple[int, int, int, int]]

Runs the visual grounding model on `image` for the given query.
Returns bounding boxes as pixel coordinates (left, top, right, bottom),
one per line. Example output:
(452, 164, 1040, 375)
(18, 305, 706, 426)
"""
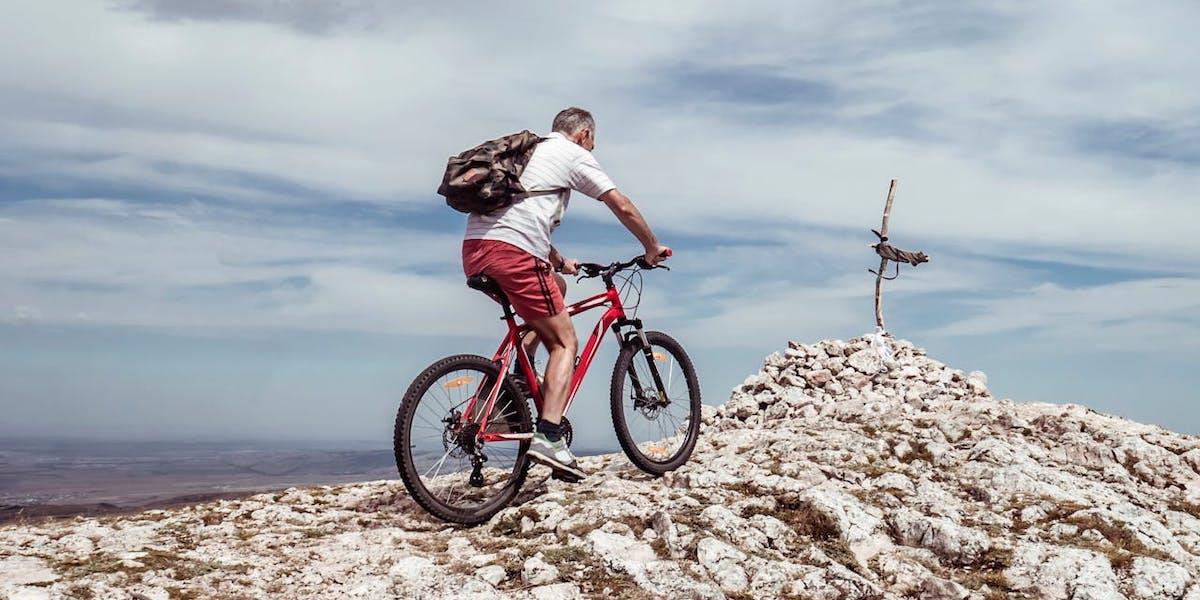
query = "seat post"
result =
(467, 274, 516, 321)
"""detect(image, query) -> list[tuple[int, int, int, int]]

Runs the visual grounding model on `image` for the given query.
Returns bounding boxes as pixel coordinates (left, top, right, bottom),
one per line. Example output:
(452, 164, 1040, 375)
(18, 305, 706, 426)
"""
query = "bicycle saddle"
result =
(466, 274, 510, 306)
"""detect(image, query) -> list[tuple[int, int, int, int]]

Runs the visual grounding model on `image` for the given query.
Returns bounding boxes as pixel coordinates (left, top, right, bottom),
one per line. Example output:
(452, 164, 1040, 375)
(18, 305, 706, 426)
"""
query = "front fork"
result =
(612, 318, 669, 407)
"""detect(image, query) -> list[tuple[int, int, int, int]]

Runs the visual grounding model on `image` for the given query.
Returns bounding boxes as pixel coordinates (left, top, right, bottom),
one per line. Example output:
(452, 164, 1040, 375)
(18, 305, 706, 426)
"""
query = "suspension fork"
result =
(613, 318, 669, 402)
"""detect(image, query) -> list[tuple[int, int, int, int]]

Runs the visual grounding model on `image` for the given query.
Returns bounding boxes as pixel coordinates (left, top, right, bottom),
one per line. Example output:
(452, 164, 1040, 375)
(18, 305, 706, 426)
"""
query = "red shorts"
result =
(462, 239, 565, 320)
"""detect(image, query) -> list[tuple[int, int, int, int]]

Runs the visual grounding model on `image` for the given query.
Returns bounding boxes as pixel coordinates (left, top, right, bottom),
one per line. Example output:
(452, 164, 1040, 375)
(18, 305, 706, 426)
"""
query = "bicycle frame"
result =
(463, 283, 631, 443)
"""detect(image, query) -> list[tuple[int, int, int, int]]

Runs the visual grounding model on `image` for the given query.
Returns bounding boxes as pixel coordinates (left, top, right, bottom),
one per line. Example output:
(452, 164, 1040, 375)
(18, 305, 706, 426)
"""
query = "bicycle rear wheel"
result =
(394, 354, 532, 525)
(610, 331, 701, 475)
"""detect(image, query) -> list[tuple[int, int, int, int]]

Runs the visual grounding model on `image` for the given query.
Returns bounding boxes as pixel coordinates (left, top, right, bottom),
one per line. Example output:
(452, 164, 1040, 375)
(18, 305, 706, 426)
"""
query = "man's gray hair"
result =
(551, 107, 595, 135)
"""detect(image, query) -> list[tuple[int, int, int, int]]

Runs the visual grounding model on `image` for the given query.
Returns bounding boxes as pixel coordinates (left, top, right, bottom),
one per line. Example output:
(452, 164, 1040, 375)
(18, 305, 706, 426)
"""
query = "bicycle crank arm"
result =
(485, 432, 535, 441)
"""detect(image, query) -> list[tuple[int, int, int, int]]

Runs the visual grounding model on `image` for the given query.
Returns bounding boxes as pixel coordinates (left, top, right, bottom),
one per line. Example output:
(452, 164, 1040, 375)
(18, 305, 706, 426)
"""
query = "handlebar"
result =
(577, 250, 671, 281)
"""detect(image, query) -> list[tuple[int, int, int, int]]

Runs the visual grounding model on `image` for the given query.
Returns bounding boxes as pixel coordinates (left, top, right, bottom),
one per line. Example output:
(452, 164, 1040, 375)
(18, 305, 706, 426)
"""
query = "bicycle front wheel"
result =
(610, 331, 701, 475)
(394, 354, 532, 525)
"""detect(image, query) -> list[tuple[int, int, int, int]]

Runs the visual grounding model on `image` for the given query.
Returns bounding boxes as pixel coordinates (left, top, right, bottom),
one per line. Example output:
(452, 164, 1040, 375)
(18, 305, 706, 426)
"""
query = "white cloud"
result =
(928, 277, 1200, 354)
(0, 198, 503, 336)
(0, 1, 1197, 357)
(1, 1, 1196, 268)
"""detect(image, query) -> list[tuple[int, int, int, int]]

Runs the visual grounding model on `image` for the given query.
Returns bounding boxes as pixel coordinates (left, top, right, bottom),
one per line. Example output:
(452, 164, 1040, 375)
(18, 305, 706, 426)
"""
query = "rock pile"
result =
(4, 336, 1200, 599)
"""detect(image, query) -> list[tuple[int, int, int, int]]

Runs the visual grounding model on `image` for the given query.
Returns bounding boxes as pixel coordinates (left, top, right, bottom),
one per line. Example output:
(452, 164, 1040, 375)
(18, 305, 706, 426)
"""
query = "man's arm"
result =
(548, 245, 579, 275)
(599, 189, 671, 265)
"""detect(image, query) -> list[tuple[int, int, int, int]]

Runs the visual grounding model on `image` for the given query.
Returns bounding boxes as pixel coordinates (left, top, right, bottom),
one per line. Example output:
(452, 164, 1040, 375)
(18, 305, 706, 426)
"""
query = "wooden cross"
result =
(870, 179, 929, 330)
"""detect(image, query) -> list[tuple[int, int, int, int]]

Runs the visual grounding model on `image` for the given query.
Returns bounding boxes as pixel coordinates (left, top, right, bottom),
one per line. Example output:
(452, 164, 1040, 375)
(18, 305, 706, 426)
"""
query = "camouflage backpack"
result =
(437, 131, 555, 215)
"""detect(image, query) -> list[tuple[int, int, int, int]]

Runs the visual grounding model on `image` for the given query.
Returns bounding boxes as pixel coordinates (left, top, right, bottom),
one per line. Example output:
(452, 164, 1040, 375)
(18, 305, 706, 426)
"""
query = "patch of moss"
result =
(575, 563, 652, 599)
(721, 480, 761, 496)
(491, 506, 539, 537)
(649, 537, 669, 559)
(1168, 499, 1200, 519)
(556, 521, 595, 539)
(907, 441, 936, 465)
(757, 493, 865, 576)
(65, 584, 96, 599)
(848, 461, 895, 479)
(297, 527, 329, 539)
(1064, 513, 1174, 564)
(956, 566, 1013, 595)
(542, 545, 588, 567)
(158, 523, 199, 549)
(611, 515, 648, 536)
(51, 548, 227, 583)
(961, 483, 991, 504)
(52, 552, 149, 579)
(975, 546, 1013, 572)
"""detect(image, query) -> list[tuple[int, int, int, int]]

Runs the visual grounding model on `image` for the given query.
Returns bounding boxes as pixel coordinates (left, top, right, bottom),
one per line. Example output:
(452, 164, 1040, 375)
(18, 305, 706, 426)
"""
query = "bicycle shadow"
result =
(508, 463, 659, 506)
(511, 475, 553, 505)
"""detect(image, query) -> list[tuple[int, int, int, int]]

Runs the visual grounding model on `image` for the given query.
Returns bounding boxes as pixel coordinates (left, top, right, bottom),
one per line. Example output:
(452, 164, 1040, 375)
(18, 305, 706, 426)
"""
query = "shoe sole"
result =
(527, 448, 586, 481)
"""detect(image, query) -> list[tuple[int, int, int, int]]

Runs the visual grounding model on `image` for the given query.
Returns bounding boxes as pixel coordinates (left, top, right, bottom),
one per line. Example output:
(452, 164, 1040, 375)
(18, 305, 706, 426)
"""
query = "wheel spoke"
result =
(398, 358, 535, 521)
(423, 449, 453, 479)
(666, 355, 675, 397)
(612, 339, 698, 470)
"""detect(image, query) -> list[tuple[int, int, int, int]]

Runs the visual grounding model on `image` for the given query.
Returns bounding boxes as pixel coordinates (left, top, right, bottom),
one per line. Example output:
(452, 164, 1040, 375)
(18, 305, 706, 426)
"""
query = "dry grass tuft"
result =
(491, 506, 540, 537)
(541, 545, 588, 567)
(1064, 512, 1173, 565)
(1168, 499, 1200, 519)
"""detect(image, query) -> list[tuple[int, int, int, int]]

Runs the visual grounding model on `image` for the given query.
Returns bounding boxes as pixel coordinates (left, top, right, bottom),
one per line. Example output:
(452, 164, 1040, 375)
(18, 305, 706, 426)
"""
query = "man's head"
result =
(551, 107, 595, 151)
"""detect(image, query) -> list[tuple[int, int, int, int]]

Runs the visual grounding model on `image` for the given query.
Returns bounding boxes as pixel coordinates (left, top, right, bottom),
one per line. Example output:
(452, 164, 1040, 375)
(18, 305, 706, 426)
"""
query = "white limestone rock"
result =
(475, 564, 507, 587)
(1128, 556, 1190, 599)
(4, 334, 1200, 600)
(696, 537, 748, 594)
(522, 553, 559, 586)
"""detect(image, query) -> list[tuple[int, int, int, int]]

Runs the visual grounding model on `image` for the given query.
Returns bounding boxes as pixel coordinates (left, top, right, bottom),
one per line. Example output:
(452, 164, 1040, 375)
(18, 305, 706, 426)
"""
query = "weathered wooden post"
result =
(873, 180, 897, 330)
(869, 179, 929, 333)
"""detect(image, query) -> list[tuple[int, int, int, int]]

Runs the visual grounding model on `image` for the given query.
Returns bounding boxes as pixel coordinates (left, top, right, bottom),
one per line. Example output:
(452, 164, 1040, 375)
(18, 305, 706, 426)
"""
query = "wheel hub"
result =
(456, 422, 481, 455)
(441, 409, 463, 452)
(633, 392, 668, 419)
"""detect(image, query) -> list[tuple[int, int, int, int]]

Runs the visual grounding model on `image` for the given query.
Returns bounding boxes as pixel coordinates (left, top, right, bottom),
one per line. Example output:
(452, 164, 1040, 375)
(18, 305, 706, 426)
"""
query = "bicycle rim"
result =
(397, 355, 531, 523)
(611, 332, 700, 472)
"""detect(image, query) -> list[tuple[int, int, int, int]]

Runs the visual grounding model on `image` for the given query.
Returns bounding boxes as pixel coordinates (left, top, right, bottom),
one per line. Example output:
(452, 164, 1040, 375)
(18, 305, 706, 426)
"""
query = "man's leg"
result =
(525, 307, 577, 424)
(523, 307, 587, 480)
(520, 274, 569, 362)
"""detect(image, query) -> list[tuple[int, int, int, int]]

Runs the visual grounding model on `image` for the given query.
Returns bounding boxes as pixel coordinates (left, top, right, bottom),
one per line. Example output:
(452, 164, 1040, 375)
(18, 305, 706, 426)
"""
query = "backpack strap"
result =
(523, 187, 567, 197)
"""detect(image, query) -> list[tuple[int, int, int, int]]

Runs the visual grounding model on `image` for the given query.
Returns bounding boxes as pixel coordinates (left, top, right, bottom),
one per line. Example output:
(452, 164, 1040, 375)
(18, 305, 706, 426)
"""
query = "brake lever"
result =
(576, 264, 603, 282)
(634, 258, 670, 271)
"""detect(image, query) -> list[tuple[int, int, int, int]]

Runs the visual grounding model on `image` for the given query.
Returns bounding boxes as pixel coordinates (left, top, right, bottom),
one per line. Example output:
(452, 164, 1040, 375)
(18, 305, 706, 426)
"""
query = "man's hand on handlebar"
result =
(559, 258, 580, 275)
(576, 248, 674, 281)
(644, 245, 673, 267)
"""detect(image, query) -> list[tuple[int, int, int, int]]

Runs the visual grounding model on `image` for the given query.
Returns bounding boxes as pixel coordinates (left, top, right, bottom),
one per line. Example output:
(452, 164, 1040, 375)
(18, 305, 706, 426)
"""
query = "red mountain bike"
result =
(394, 255, 702, 525)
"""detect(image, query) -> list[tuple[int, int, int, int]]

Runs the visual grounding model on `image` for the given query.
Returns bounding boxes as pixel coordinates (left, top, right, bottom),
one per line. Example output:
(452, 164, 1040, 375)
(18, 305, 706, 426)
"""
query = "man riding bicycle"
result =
(462, 107, 671, 481)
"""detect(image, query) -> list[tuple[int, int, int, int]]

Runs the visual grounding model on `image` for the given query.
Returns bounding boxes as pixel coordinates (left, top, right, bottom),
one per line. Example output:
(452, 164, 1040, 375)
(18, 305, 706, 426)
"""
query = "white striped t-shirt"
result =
(464, 131, 616, 262)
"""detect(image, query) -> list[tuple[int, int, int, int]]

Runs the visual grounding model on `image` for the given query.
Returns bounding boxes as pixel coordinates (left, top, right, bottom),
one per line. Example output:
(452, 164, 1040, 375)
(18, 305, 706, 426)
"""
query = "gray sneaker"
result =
(527, 433, 586, 481)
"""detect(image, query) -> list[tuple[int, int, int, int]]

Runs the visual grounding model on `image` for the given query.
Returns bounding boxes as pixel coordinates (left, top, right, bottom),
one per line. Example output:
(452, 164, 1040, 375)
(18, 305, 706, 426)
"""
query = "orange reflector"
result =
(652, 352, 668, 362)
(444, 376, 474, 389)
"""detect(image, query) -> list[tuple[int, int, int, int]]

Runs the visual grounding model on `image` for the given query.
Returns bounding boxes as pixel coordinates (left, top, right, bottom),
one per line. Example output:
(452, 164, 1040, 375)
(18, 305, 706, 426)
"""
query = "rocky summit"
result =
(4, 336, 1200, 600)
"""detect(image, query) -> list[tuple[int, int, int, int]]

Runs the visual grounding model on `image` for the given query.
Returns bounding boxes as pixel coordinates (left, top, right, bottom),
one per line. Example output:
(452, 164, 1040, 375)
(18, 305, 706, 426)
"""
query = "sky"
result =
(1, 1, 1197, 450)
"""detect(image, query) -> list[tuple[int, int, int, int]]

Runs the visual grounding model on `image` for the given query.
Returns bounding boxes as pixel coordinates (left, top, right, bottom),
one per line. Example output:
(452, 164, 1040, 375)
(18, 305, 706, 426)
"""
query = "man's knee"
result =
(554, 320, 578, 355)
(561, 325, 578, 355)
(530, 312, 576, 352)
